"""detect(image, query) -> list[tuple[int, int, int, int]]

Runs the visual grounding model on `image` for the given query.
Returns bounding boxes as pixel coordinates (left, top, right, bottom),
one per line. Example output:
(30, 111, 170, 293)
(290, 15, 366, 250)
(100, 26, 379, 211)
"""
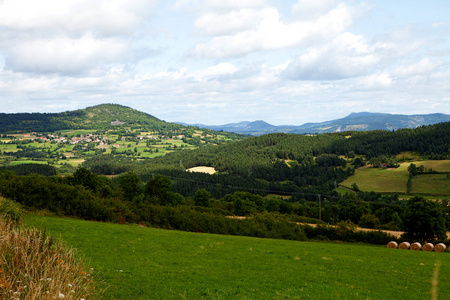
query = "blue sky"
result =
(0, 0, 449, 125)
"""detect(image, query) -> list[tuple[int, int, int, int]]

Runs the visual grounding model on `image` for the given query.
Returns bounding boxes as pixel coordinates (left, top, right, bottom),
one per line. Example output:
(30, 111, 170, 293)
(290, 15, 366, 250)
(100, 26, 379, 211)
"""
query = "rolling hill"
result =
(0, 103, 172, 132)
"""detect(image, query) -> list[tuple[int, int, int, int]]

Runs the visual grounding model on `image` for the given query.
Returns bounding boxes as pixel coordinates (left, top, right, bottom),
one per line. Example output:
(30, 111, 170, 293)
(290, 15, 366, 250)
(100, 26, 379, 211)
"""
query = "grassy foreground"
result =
(26, 214, 450, 300)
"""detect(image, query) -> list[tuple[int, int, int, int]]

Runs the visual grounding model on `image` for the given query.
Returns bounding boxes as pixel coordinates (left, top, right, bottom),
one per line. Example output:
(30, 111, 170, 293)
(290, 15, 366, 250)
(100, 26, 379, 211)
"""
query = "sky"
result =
(0, 0, 449, 125)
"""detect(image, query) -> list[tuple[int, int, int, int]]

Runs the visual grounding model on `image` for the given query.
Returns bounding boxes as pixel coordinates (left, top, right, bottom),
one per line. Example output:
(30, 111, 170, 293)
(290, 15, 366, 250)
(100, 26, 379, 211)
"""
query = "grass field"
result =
(341, 160, 450, 196)
(9, 160, 48, 165)
(412, 174, 450, 195)
(341, 164, 410, 193)
(25, 214, 450, 300)
(414, 160, 450, 172)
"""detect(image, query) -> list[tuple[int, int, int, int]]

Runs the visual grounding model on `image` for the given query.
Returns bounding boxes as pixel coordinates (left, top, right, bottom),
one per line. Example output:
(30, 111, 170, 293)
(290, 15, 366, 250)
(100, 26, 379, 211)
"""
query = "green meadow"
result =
(411, 174, 450, 194)
(26, 214, 450, 300)
(8, 160, 48, 165)
(341, 160, 450, 196)
(341, 164, 410, 193)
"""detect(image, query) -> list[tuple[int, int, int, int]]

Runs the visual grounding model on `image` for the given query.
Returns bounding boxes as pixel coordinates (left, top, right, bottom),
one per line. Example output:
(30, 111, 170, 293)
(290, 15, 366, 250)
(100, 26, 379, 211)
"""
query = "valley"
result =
(0, 104, 449, 299)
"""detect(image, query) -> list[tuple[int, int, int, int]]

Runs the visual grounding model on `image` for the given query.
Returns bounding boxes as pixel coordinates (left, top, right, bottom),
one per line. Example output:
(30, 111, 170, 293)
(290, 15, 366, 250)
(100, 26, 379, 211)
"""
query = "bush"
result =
(0, 196, 25, 223)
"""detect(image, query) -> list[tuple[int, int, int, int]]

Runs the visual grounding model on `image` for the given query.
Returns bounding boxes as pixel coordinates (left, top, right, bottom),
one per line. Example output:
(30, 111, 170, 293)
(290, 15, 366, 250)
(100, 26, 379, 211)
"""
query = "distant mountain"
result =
(3, 104, 449, 136)
(183, 112, 450, 135)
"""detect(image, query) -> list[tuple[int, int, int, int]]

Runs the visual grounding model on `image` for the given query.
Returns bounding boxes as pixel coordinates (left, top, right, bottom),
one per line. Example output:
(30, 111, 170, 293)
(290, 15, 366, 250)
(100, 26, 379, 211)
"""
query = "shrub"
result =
(0, 196, 25, 223)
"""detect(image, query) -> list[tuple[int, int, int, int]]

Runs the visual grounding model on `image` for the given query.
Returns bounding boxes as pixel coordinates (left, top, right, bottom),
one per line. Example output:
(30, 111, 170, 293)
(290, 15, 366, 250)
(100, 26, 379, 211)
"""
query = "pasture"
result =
(26, 214, 450, 299)
(341, 160, 450, 196)
(341, 163, 410, 193)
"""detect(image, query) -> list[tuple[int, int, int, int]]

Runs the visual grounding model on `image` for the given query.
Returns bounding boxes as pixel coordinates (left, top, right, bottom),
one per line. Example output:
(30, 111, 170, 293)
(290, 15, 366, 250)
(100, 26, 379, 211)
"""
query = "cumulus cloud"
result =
(0, 1, 449, 125)
(175, 0, 266, 13)
(0, 0, 156, 36)
(0, 0, 158, 75)
(393, 58, 441, 77)
(188, 2, 363, 58)
(283, 32, 379, 80)
(291, 0, 339, 20)
(5, 35, 128, 74)
(193, 9, 264, 36)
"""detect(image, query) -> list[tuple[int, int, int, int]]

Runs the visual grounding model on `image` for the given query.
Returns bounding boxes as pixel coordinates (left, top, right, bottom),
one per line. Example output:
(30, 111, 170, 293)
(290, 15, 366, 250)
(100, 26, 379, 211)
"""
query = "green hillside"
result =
(0, 104, 246, 168)
(26, 214, 450, 300)
(0, 103, 173, 132)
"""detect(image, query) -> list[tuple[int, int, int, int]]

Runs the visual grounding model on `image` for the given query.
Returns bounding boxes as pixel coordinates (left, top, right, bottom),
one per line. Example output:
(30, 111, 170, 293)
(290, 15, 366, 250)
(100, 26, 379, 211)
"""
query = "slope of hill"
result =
(0, 103, 171, 132)
(27, 214, 450, 300)
(186, 112, 450, 135)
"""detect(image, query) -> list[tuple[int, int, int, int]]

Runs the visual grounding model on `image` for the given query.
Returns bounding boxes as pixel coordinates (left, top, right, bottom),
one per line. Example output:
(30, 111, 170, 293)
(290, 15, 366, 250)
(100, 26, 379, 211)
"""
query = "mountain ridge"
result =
(1, 104, 450, 136)
(181, 112, 450, 135)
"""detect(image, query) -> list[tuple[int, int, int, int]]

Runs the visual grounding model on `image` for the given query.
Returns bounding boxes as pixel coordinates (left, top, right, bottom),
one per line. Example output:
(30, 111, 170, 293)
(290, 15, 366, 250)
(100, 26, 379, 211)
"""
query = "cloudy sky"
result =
(0, 0, 449, 125)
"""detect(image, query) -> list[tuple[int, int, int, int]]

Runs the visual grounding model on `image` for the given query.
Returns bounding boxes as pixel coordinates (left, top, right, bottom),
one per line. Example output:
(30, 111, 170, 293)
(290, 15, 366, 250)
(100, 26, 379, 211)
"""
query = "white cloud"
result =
(194, 9, 263, 36)
(203, 0, 266, 12)
(292, 0, 338, 20)
(0, 0, 157, 36)
(190, 63, 239, 80)
(354, 73, 393, 90)
(5, 35, 128, 74)
(0, 1, 449, 125)
(189, 2, 361, 58)
(175, 0, 266, 13)
(283, 32, 379, 80)
(0, 0, 158, 75)
(393, 58, 441, 77)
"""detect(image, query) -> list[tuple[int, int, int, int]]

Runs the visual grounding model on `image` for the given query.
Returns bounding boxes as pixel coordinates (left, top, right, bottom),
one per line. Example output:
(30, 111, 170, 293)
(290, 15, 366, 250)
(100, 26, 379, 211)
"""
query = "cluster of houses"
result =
(21, 132, 185, 149)
(25, 133, 111, 146)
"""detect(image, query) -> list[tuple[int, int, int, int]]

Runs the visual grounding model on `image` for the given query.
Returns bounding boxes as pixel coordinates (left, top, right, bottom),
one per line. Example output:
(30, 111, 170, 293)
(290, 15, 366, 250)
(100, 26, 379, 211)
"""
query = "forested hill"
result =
(143, 121, 450, 171)
(80, 121, 450, 200)
(0, 104, 178, 132)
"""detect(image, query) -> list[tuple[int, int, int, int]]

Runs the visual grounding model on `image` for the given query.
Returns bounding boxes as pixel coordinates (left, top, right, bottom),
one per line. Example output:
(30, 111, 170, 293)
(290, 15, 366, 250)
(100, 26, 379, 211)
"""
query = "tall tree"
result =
(401, 197, 447, 241)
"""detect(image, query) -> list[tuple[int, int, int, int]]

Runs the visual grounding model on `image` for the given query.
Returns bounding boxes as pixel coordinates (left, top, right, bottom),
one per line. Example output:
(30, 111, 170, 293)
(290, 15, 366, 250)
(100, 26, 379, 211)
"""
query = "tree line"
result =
(1, 168, 448, 242)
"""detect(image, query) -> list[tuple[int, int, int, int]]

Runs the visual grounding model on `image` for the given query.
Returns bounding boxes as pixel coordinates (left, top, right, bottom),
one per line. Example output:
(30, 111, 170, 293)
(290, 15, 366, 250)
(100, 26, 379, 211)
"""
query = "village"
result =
(7, 131, 185, 149)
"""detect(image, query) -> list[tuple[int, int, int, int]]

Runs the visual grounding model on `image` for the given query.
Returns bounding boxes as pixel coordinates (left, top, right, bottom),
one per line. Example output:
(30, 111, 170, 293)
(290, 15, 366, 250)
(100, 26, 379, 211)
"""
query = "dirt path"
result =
(227, 216, 404, 238)
(298, 222, 404, 238)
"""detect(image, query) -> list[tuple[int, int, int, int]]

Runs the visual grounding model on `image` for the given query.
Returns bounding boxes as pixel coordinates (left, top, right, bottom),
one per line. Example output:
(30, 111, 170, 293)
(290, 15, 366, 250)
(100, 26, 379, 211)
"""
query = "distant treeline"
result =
(0, 164, 57, 176)
(324, 121, 450, 159)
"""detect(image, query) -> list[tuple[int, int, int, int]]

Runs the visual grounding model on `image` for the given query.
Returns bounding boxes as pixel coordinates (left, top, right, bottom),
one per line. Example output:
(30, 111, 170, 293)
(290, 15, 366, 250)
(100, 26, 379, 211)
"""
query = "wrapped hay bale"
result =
(410, 242, 422, 251)
(387, 241, 398, 249)
(422, 243, 434, 252)
(399, 242, 410, 250)
(386, 241, 398, 249)
(434, 243, 447, 253)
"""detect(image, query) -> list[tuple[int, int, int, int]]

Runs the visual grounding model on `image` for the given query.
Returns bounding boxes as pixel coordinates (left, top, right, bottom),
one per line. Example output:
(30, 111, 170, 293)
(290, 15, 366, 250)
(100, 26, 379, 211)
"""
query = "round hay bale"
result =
(434, 243, 447, 253)
(422, 243, 434, 252)
(387, 241, 398, 249)
(399, 242, 410, 250)
(410, 242, 422, 251)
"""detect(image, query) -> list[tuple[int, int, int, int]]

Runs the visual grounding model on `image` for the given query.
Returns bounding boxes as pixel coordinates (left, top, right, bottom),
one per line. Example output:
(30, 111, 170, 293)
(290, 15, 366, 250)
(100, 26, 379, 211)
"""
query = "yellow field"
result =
(187, 166, 217, 174)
